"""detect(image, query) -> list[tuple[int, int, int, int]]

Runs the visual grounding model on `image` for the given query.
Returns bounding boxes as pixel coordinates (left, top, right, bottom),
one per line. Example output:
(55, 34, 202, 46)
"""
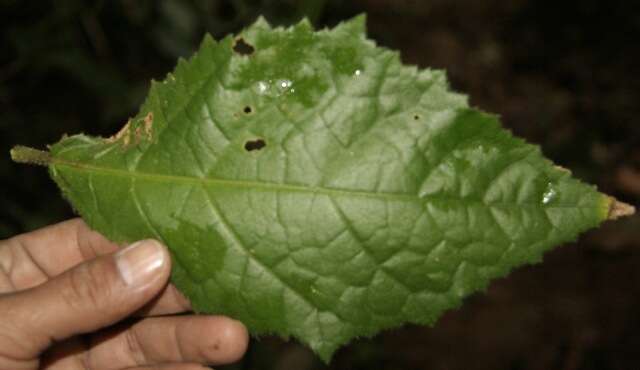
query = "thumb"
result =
(0, 239, 171, 358)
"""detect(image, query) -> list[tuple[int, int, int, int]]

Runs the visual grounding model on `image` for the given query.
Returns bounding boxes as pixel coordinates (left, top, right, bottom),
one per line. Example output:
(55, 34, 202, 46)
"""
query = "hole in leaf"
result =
(244, 106, 252, 114)
(414, 114, 420, 120)
(233, 38, 255, 55)
(244, 138, 266, 151)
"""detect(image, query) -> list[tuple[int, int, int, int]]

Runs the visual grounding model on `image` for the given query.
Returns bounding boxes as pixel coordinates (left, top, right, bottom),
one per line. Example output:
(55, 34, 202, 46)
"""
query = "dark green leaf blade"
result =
(16, 15, 629, 361)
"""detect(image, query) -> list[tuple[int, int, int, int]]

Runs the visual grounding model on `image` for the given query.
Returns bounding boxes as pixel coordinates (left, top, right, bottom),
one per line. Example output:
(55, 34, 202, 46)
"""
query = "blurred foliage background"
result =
(1, 1, 639, 369)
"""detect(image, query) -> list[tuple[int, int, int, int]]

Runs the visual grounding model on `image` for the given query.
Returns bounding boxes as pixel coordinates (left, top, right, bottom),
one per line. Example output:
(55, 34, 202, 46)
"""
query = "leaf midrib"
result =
(52, 157, 418, 199)
(51, 158, 598, 210)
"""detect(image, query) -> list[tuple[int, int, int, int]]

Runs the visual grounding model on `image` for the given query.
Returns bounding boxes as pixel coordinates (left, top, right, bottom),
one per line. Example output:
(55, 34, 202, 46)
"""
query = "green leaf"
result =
(11, 15, 634, 362)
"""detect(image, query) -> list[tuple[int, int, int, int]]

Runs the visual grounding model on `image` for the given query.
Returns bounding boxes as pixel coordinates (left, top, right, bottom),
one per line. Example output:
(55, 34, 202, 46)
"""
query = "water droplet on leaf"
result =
(277, 79, 293, 93)
(542, 182, 558, 204)
(256, 81, 268, 94)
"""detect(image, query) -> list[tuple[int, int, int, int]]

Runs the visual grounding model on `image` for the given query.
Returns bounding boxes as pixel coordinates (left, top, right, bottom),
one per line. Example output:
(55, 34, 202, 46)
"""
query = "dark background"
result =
(1, 1, 639, 369)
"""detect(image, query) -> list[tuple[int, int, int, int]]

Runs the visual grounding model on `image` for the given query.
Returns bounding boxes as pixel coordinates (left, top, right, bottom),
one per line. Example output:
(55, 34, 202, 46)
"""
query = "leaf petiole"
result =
(10, 146, 52, 166)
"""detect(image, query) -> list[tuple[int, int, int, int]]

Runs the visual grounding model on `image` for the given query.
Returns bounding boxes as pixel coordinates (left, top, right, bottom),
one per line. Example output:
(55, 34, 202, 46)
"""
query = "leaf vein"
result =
(199, 186, 327, 326)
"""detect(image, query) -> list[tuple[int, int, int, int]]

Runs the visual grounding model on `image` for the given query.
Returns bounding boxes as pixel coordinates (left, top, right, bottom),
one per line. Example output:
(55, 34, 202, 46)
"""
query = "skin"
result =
(0, 218, 249, 370)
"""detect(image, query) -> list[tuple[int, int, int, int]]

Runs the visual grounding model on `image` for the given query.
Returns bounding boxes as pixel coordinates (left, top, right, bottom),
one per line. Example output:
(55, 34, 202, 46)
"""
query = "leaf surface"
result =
(11, 16, 630, 361)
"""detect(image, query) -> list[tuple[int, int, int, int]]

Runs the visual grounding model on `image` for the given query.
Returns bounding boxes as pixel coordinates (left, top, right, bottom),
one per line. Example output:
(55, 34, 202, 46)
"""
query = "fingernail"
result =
(115, 240, 166, 286)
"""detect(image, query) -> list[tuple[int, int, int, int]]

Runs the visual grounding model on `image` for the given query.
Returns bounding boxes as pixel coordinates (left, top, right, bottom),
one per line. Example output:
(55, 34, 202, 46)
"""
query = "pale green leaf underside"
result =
(45, 16, 610, 361)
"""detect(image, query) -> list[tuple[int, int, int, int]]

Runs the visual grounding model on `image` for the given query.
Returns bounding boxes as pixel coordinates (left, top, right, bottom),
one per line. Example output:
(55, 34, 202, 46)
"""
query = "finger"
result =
(40, 337, 86, 370)
(4, 219, 192, 316)
(137, 284, 192, 317)
(124, 365, 208, 370)
(86, 316, 248, 369)
(1, 218, 120, 291)
(43, 339, 208, 370)
(0, 239, 171, 359)
(42, 339, 207, 370)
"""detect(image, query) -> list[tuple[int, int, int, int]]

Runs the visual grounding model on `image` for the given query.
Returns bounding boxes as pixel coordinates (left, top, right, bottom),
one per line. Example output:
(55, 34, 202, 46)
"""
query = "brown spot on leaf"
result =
(144, 112, 154, 137)
(134, 126, 143, 145)
(106, 112, 153, 147)
(123, 130, 131, 146)
(233, 38, 255, 55)
(132, 112, 154, 145)
(107, 120, 132, 143)
(244, 138, 266, 151)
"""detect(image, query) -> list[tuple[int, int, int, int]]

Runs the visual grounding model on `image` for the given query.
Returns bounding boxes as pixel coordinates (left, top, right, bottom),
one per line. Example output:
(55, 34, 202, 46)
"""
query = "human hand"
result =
(0, 219, 248, 369)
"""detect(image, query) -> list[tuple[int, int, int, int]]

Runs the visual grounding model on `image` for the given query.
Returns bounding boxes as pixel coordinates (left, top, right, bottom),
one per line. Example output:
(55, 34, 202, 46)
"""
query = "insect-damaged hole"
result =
(233, 38, 255, 55)
(414, 114, 421, 120)
(244, 138, 266, 151)
(243, 106, 252, 114)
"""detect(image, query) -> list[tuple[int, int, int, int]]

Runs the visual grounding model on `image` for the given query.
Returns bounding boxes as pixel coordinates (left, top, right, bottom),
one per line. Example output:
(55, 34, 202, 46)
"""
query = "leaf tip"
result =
(200, 33, 217, 49)
(252, 15, 272, 30)
(296, 17, 313, 30)
(607, 197, 635, 220)
(316, 347, 336, 365)
(334, 13, 367, 36)
(10, 145, 52, 166)
(351, 13, 367, 29)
